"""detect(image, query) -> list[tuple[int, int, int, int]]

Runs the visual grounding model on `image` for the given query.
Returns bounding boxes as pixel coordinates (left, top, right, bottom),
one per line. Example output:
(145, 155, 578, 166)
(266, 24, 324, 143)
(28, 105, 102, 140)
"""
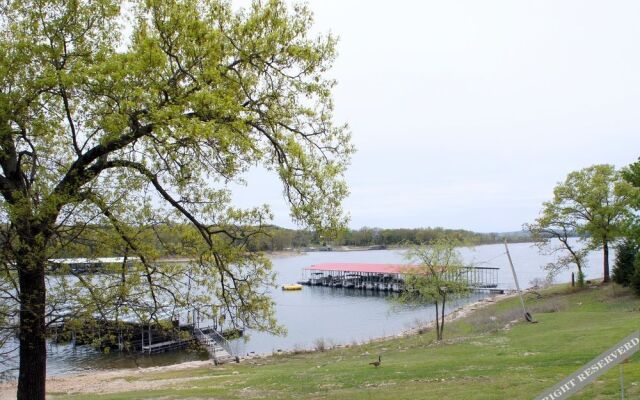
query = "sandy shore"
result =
(0, 292, 516, 399)
(0, 360, 215, 400)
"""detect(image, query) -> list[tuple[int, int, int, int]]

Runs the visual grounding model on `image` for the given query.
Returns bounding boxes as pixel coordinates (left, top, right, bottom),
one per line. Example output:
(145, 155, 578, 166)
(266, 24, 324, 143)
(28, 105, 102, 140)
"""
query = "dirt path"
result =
(0, 360, 217, 399)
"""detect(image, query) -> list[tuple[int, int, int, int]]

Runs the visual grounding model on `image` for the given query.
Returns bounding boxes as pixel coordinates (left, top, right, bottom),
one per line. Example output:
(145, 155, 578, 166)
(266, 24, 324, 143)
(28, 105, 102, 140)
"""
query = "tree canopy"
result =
(621, 157, 640, 241)
(612, 157, 640, 294)
(0, 1, 352, 398)
(527, 164, 633, 284)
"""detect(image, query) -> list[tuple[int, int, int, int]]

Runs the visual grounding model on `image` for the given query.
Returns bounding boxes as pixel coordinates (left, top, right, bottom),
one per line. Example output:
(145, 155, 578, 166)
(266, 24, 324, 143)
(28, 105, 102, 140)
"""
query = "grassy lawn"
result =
(51, 284, 640, 400)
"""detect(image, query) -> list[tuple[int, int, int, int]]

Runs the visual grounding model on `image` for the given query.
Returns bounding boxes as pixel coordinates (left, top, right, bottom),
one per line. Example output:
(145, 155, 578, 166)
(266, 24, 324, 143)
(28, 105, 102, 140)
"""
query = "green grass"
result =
(52, 284, 640, 399)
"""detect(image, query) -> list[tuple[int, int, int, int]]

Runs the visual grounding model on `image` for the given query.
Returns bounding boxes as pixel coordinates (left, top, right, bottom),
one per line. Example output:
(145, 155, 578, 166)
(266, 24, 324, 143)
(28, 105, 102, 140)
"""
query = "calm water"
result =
(0, 240, 610, 379)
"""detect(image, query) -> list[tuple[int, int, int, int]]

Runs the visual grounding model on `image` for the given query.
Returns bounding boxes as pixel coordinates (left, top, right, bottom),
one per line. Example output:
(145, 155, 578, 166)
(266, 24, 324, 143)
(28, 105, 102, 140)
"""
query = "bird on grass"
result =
(369, 355, 381, 368)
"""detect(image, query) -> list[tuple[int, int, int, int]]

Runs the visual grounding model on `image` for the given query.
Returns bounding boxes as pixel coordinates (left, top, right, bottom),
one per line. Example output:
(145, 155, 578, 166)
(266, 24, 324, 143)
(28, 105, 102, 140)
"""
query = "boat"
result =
(282, 284, 303, 291)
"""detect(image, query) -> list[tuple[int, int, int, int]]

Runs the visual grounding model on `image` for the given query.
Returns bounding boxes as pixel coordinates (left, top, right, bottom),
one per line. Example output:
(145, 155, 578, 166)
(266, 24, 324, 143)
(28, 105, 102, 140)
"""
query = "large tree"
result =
(616, 158, 640, 292)
(622, 157, 640, 189)
(0, 1, 352, 398)
(621, 157, 640, 240)
(529, 165, 631, 284)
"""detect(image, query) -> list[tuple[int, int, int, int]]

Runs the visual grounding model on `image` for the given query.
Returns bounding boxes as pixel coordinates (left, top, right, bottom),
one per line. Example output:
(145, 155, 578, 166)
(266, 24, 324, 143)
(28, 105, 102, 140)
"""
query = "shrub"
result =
(630, 255, 640, 296)
(313, 338, 327, 352)
(613, 239, 638, 286)
(529, 277, 552, 289)
(576, 270, 585, 288)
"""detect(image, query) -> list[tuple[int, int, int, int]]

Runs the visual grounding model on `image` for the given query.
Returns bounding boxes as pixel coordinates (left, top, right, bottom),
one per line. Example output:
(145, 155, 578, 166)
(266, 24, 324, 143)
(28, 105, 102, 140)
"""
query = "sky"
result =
(231, 0, 640, 232)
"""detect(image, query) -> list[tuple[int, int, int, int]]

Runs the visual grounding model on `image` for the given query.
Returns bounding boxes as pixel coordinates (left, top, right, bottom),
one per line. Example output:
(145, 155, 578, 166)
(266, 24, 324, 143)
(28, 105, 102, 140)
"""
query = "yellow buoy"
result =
(282, 284, 303, 291)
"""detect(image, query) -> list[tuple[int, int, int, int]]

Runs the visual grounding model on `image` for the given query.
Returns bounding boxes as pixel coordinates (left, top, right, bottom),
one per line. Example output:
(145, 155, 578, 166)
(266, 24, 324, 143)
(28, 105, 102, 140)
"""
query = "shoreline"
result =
(0, 291, 517, 398)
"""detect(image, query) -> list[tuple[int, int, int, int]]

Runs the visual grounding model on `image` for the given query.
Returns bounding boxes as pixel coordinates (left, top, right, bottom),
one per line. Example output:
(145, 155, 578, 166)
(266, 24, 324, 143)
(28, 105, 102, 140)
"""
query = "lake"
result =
(0, 240, 610, 379)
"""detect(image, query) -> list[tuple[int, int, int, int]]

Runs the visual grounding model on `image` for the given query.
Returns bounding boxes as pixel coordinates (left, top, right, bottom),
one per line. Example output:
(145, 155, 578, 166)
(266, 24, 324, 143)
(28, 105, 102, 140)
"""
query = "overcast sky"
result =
(231, 0, 640, 232)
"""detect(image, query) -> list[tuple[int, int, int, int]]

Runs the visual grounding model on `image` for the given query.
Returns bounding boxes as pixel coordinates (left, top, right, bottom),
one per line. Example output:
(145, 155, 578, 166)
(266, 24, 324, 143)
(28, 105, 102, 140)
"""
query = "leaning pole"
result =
(504, 240, 535, 323)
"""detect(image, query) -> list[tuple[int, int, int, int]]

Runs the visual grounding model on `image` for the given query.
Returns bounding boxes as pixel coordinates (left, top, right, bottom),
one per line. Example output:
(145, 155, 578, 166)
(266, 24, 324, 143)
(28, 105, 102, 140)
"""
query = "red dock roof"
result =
(304, 263, 413, 274)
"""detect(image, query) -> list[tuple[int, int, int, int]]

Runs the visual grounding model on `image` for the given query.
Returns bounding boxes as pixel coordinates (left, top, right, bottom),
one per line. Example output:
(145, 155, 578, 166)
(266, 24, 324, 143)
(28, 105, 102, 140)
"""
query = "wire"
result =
(277, 302, 360, 308)
(470, 251, 506, 266)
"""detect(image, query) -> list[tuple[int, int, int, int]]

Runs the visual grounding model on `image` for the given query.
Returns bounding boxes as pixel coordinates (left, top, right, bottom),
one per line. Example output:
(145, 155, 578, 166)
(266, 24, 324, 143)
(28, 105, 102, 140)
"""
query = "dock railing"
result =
(301, 264, 500, 291)
(209, 328, 236, 359)
(194, 326, 238, 364)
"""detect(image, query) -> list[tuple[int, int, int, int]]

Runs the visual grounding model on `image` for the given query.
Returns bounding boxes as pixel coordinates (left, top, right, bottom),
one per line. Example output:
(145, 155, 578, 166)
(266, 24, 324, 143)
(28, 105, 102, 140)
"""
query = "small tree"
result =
(525, 219, 588, 287)
(400, 237, 469, 341)
(612, 239, 638, 286)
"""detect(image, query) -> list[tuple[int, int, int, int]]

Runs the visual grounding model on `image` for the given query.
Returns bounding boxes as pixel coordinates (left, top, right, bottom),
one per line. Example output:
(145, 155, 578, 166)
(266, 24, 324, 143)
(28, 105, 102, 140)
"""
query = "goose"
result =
(369, 355, 381, 368)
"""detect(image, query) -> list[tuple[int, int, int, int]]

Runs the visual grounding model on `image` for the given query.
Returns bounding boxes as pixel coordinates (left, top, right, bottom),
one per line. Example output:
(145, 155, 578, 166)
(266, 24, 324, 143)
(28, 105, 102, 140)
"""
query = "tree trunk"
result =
(17, 261, 47, 400)
(440, 293, 446, 340)
(603, 241, 610, 283)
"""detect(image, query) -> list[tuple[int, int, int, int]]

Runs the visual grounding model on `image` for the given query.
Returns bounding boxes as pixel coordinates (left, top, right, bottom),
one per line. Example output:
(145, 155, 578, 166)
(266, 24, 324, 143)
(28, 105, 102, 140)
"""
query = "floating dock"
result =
(282, 284, 303, 291)
(299, 263, 500, 292)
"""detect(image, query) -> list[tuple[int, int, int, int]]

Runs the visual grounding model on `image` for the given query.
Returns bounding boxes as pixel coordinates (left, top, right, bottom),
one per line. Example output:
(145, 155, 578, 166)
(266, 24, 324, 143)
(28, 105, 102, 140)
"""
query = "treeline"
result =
(49, 224, 533, 258)
(244, 226, 532, 252)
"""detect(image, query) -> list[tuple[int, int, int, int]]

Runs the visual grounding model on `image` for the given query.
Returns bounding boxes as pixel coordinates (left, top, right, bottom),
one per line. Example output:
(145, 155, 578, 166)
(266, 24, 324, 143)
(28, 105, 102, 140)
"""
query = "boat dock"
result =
(137, 325, 239, 364)
(194, 326, 239, 364)
(49, 314, 242, 364)
(298, 263, 501, 293)
(141, 339, 191, 354)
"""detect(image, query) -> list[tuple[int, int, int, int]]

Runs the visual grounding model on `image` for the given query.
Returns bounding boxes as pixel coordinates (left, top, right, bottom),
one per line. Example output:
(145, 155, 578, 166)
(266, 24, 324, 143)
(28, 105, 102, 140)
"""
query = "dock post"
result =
(148, 324, 153, 350)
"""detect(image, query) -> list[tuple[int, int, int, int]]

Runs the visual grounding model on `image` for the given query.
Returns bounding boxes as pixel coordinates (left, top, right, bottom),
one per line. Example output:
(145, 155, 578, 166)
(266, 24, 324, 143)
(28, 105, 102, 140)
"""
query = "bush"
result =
(529, 277, 552, 289)
(313, 338, 327, 352)
(576, 270, 585, 288)
(613, 239, 638, 286)
(630, 255, 640, 296)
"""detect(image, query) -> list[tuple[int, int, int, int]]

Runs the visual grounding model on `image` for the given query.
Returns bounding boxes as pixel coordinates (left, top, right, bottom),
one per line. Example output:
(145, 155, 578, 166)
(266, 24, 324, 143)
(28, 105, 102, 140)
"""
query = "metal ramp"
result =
(141, 339, 190, 354)
(194, 327, 238, 365)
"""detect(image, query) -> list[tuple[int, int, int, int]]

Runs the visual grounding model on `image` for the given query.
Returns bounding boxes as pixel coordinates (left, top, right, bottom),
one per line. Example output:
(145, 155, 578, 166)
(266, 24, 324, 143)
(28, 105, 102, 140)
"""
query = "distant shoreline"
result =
(264, 240, 538, 257)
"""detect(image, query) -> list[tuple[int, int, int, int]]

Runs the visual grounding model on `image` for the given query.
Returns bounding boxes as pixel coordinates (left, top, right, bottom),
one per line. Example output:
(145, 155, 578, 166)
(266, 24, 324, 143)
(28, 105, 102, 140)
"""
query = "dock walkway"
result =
(194, 327, 238, 365)
(141, 338, 192, 354)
